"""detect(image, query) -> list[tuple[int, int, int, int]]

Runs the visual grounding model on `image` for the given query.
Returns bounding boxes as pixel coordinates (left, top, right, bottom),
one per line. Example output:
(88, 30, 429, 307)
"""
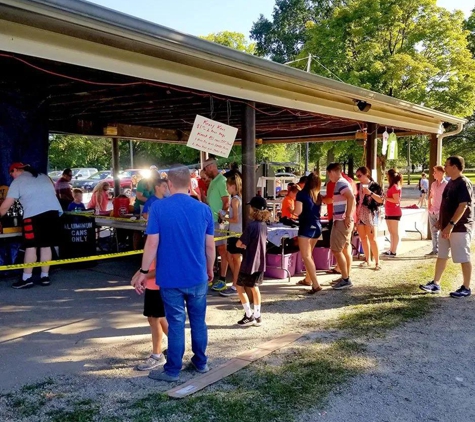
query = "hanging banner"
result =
(387, 132, 398, 160)
(381, 130, 389, 155)
(186, 115, 238, 158)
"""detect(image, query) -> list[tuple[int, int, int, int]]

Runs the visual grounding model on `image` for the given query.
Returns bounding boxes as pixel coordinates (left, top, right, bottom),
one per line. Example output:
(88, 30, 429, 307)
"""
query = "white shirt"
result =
(7, 172, 62, 218)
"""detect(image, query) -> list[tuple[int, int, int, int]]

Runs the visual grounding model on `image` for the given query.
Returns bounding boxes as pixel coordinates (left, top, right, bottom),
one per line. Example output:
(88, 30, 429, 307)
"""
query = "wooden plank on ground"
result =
(166, 332, 302, 399)
(167, 358, 250, 399)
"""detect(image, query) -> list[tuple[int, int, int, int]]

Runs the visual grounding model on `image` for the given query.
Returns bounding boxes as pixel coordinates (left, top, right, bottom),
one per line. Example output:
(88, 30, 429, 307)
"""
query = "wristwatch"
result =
(139, 268, 149, 274)
(449, 221, 456, 226)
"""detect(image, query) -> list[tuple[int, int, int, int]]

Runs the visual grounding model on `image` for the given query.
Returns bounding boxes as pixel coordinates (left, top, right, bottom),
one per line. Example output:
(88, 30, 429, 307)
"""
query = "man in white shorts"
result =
(419, 156, 473, 297)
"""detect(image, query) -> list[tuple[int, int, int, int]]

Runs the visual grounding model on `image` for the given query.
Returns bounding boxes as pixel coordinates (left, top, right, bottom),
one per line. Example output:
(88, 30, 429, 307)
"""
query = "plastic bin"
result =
(265, 252, 297, 279)
(312, 247, 336, 270)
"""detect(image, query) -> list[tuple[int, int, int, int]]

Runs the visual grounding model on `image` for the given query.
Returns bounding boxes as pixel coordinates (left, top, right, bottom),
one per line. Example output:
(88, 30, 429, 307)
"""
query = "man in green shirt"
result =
(204, 158, 230, 291)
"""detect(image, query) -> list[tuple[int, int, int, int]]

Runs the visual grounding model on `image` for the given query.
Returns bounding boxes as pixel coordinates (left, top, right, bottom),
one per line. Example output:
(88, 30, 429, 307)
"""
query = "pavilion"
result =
(0, 0, 466, 212)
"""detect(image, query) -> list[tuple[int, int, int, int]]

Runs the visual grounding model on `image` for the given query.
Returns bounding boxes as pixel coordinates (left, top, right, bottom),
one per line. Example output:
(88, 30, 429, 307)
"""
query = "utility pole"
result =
(407, 139, 411, 185)
(129, 140, 134, 168)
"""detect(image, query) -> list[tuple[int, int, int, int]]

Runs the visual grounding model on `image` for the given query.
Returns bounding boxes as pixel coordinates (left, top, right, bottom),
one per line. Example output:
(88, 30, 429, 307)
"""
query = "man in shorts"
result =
(326, 163, 355, 290)
(420, 156, 473, 297)
(0, 163, 62, 289)
(204, 157, 230, 291)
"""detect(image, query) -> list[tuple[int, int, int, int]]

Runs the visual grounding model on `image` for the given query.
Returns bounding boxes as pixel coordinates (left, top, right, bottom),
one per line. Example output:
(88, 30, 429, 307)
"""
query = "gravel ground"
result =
(300, 255, 475, 422)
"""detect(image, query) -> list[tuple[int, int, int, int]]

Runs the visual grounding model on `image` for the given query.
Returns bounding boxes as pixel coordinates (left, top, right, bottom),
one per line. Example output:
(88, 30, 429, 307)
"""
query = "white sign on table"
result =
(186, 115, 238, 158)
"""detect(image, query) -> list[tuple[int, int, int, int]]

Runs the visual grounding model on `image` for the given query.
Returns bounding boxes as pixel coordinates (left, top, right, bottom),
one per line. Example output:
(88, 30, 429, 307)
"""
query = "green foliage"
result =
(250, 0, 342, 62)
(200, 31, 255, 54)
(302, 0, 475, 117)
(48, 135, 112, 170)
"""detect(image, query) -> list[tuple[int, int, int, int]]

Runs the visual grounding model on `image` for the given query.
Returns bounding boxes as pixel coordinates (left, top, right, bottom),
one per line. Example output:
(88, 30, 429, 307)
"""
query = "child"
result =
(67, 188, 86, 212)
(235, 196, 270, 327)
(220, 174, 244, 297)
(132, 260, 169, 371)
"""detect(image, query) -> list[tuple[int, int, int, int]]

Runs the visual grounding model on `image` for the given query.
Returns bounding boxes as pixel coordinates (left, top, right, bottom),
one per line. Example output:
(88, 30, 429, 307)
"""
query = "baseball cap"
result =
(203, 158, 217, 168)
(9, 162, 27, 173)
(247, 196, 267, 210)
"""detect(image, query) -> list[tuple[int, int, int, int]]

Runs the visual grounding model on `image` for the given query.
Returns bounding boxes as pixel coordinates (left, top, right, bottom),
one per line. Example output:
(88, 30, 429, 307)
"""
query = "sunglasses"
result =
(355, 174, 362, 178)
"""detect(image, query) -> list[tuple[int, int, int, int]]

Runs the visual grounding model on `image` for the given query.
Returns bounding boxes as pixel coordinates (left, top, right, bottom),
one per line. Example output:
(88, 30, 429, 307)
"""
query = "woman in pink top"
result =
(87, 181, 110, 212)
(383, 169, 402, 257)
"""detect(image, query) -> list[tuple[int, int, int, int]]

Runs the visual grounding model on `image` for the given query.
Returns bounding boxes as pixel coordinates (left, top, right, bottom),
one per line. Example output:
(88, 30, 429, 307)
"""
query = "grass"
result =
(126, 339, 370, 422)
(2, 249, 468, 422)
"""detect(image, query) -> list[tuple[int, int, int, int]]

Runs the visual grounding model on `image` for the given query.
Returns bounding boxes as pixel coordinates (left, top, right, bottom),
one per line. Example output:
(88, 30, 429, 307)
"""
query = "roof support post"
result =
(365, 123, 377, 171)
(427, 133, 439, 241)
(242, 102, 256, 230)
(112, 138, 120, 197)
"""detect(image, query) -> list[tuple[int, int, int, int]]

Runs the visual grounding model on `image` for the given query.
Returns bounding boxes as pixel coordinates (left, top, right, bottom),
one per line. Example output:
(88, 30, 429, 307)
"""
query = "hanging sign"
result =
(186, 115, 238, 158)
(387, 132, 398, 160)
(381, 130, 389, 155)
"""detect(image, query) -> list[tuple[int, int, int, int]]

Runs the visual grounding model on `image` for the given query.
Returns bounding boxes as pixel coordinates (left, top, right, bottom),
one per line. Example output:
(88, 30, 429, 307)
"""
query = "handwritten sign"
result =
(186, 115, 238, 158)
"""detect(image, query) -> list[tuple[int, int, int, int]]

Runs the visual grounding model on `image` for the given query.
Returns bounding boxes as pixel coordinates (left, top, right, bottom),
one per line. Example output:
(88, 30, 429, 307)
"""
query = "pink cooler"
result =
(264, 252, 297, 280)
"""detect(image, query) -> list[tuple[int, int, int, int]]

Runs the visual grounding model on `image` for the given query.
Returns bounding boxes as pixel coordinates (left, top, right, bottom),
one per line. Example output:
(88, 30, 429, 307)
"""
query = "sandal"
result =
(374, 264, 382, 271)
(308, 286, 323, 295)
(325, 268, 340, 275)
(296, 279, 312, 286)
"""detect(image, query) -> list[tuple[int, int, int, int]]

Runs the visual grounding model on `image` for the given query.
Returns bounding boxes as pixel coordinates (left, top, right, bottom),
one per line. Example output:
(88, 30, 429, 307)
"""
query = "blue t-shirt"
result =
(67, 202, 86, 212)
(146, 193, 214, 289)
(296, 190, 322, 229)
(143, 195, 160, 214)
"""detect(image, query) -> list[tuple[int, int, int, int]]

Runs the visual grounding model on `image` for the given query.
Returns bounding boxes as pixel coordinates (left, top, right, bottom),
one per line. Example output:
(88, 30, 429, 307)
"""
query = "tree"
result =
(201, 31, 255, 54)
(302, 0, 475, 117)
(250, 0, 342, 63)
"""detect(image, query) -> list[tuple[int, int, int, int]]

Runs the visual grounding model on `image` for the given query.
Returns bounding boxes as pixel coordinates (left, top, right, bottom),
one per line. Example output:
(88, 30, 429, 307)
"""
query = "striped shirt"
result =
(333, 177, 352, 221)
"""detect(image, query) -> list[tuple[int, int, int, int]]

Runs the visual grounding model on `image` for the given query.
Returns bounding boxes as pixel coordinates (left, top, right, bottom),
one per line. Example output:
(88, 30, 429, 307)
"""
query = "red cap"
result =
(9, 162, 27, 173)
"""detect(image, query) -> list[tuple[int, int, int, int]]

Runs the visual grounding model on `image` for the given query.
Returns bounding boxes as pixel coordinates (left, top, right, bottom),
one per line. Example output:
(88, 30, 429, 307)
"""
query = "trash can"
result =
(59, 214, 97, 267)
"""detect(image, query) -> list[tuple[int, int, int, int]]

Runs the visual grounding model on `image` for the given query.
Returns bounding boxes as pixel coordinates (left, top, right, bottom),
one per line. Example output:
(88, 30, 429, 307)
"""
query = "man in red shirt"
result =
(54, 168, 73, 210)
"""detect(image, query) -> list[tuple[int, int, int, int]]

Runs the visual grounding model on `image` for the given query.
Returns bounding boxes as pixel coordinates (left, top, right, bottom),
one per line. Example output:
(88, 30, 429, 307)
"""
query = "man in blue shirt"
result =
(132, 165, 215, 382)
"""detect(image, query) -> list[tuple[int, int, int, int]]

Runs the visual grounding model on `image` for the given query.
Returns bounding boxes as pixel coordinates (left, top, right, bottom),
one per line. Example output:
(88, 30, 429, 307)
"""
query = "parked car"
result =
(71, 167, 98, 180)
(123, 168, 155, 187)
(72, 171, 133, 193)
(48, 170, 63, 183)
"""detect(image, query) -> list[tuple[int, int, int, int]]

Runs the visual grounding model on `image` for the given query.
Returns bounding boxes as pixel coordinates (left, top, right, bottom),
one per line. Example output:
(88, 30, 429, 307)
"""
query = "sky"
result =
(87, 0, 472, 38)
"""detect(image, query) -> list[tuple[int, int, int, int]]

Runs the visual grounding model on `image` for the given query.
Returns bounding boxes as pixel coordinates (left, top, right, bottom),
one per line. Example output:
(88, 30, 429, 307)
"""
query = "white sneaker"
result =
(136, 354, 166, 371)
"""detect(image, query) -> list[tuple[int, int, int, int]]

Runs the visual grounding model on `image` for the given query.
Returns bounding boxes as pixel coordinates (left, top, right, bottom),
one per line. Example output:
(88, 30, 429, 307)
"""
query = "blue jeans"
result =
(160, 282, 208, 377)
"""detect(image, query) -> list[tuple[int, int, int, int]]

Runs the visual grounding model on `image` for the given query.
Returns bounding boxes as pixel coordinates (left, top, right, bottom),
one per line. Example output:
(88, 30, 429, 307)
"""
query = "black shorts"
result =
(22, 210, 61, 249)
(143, 289, 166, 318)
(237, 272, 263, 288)
(385, 215, 401, 221)
(227, 237, 245, 254)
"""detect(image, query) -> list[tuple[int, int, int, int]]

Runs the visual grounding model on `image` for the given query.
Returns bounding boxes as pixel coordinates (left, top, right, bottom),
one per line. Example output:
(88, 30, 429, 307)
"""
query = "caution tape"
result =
(65, 212, 146, 224)
(0, 233, 241, 271)
(0, 249, 144, 271)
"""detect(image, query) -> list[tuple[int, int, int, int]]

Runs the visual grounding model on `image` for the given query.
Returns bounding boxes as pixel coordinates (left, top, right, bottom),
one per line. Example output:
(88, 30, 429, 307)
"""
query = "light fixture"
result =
(354, 100, 371, 112)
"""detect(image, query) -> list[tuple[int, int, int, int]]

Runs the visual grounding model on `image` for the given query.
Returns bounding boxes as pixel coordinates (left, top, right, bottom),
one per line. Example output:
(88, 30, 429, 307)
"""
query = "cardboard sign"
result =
(186, 115, 238, 158)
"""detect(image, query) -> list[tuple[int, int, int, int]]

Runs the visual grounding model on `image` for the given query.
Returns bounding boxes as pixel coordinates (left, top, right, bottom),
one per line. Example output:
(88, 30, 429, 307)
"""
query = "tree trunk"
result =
(348, 155, 354, 178)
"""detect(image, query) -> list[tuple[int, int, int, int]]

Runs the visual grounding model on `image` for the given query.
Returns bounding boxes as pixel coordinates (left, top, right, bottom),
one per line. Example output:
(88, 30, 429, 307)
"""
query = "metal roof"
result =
(0, 0, 466, 140)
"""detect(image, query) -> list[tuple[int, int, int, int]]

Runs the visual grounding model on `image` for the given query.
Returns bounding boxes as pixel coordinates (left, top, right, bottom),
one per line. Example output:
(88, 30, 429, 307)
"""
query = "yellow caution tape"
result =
(65, 212, 146, 224)
(0, 249, 144, 271)
(0, 233, 241, 270)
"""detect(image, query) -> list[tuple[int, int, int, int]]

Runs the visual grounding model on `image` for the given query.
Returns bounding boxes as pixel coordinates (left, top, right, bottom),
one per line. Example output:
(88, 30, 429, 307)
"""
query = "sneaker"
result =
(12, 279, 34, 289)
(237, 313, 256, 327)
(358, 261, 370, 268)
(419, 281, 441, 294)
(425, 251, 438, 257)
(148, 370, 179, 382)
(330, 277, 342, 286)
(189, 361, 210, 373)
(211, 280, 227, 291)
(39, 277, 51, 286)
(219, 287, 238, 297)
(450, 286, 471, 298)
(332, 278, 353, 290)
(382, 251, 396, 257)
(254, 316, 262, 326)
(136, 354, 166, 371)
